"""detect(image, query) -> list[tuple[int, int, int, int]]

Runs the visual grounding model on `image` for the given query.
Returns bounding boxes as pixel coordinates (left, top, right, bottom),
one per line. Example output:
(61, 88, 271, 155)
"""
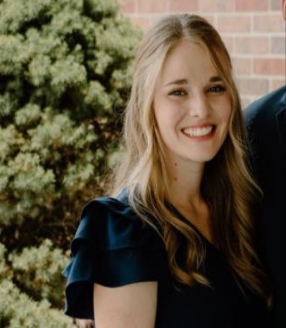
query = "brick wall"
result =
(120, 0, 286, 107)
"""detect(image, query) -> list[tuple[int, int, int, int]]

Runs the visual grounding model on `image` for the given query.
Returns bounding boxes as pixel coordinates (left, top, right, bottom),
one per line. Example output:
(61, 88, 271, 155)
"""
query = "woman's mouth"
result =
(181, 125, 216, 138)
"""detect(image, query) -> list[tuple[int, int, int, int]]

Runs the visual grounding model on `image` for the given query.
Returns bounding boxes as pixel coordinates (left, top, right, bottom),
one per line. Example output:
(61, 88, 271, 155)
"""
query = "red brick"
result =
(237, 78, 269, 96)
(235, 0, 268, 11)
(270, 79, 286, 90)
(131, 16, 152, 30)
(199, 0, 215, 11)
(138, 0, 167, 13)
(216, 0, 235, 12)
(254, 15, 285, 32)
(199, 0, 235, 12)
(222, 36, 234, 53)
(241, 97, 253, 108)
(234, 37, 268, 54)
(254, 58, 286, 75)
(232, 57, 252, 75)
(271, 0, 282, 10)
(201, 15, 216, 26)
(169, 0, 199, 12)
(271, 37, 286, 54)
(217, 16, 251, 33)
(120, 0, 136, 13)
(149, 15, 171, 29)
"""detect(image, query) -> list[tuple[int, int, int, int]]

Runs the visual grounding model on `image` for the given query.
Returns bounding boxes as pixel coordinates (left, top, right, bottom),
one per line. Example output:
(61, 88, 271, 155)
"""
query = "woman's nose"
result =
(188, 93, 210, 118)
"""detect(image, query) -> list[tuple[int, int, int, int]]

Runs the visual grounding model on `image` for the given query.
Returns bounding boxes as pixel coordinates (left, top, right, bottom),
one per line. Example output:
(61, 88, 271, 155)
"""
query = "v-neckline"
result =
(168, 203, 220, 252)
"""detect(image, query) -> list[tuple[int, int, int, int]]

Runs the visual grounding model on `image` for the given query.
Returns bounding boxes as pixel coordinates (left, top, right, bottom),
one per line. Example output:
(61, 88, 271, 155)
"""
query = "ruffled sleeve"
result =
(62, 195, 167, 320)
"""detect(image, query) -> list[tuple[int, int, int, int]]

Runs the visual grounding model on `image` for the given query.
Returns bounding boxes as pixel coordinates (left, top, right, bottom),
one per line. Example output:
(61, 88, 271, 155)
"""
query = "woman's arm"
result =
(93, 281, 158, 328)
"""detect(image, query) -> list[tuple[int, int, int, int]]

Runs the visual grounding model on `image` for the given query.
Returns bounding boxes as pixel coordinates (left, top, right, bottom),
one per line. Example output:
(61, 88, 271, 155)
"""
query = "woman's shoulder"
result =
(72, 189, 164, 254)
(63, 189, 167, 320)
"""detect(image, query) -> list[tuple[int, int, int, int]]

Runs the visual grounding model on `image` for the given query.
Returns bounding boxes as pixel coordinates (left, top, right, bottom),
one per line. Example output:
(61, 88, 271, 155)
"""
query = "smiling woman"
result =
(62, 14, 273, 328)
(153, 39, 231, 165)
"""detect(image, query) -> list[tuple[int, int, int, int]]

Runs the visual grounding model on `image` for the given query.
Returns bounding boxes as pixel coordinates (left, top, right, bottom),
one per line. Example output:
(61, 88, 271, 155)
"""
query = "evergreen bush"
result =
(0, 0, 141, 326)
(0, 242, 71, 328)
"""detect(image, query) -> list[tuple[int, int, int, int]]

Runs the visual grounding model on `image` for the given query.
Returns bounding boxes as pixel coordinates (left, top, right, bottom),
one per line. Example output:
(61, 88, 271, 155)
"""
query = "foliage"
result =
(0, 0, 141, 231)
(0, 0, 141, 326)
(0, 241, 72, 327)
(9, 239, 69, 306)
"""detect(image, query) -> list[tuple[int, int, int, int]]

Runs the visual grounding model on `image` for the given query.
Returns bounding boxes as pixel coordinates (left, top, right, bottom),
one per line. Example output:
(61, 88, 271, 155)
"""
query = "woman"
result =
(63, 14, 272, 328)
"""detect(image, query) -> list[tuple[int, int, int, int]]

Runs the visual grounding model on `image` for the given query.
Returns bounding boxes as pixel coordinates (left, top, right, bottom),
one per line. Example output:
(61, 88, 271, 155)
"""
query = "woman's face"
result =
(153, 39, 232, 166)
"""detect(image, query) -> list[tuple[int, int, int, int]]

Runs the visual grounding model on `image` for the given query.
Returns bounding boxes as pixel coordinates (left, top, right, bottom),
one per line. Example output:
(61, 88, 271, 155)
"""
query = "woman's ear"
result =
(282, 0, 286, 21)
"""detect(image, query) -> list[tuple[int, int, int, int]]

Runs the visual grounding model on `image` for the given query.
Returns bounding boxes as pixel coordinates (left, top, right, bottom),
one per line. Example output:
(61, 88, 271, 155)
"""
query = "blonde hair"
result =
(106, 14, 272, 307)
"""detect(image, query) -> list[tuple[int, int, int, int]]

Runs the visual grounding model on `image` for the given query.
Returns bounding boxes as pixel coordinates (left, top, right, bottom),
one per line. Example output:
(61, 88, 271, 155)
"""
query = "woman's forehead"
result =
(158, 40, 218, 87)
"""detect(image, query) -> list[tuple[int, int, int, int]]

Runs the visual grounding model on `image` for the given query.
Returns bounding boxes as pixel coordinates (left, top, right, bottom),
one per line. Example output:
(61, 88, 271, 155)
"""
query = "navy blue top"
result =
(62, 190, 271, 328)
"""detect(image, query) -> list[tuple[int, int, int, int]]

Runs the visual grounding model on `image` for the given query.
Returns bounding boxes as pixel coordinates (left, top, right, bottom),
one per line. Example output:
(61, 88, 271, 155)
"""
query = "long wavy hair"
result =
(106, 14, 272, 307)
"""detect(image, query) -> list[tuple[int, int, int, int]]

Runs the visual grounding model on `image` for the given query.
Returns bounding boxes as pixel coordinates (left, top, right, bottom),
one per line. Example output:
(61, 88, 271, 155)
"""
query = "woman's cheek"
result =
(155, 96, 184, 129)
(164, 99, 184, 120)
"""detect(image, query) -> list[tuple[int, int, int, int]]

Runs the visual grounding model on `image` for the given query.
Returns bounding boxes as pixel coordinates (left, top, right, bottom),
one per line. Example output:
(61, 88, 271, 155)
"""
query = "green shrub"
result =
(9, 239, 69, 306)
(0, 279, 71, 328)
(0, 0, 141, 325)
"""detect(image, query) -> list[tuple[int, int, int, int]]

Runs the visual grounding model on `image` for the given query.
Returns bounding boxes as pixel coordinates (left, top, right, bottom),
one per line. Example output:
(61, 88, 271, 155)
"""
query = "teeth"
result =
(182, 125, 213, 137)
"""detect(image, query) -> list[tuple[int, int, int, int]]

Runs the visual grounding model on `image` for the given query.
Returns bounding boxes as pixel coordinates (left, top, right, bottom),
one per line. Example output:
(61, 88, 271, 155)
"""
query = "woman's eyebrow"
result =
(209, 76, 223, 83)
(164, 78, 188, 87)
(164, 75, 223, 87)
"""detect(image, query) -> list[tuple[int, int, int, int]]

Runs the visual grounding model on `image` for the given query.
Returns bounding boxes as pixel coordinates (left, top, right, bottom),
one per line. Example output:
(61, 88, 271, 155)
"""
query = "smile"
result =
(181, 125, 215, 137)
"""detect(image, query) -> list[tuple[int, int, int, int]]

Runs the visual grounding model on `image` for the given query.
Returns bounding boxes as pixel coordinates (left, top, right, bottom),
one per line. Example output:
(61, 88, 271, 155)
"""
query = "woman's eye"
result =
(208, 85, 226, 93)
(169, 89, 187, 96)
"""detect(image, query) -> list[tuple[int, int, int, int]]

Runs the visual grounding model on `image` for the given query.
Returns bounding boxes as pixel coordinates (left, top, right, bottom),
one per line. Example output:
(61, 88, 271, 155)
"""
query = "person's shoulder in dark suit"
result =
(244, 85, 286, 175)
(244, 85, 286, 328)
(245, 85, 286, 132)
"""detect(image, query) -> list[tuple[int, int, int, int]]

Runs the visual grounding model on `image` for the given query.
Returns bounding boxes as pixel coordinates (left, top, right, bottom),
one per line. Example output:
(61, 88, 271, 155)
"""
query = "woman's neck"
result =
(166, 157, 205, 210)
